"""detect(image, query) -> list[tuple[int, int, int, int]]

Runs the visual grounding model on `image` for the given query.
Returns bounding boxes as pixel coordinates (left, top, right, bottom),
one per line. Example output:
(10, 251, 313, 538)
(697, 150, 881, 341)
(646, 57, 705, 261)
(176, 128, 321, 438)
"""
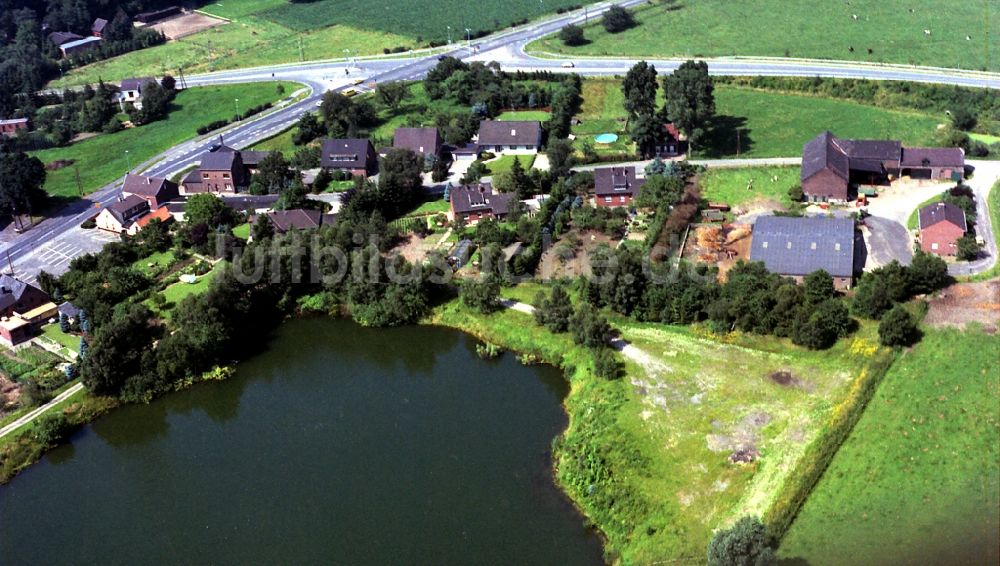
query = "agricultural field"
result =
(780, 328, 1000, 565)
(699, 166, 801, 209)
(529, 0, 999, 71)
(433, 288, 894, 563)
(570, 80, 943, 161)
(30, 82, 296, 199)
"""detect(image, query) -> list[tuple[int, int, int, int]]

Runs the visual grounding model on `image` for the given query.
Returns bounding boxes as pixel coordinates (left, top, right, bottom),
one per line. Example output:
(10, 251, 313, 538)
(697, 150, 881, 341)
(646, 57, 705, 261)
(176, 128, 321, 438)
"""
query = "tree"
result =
(546, 138, 575, 179)
(249, 151, 294, 195)
(461, 276, 501, 313)
(949, 107, 977, 131)
(803, 270, 835, 305)
(251, 214, 275, 241)
(793, 298, 852, 349)
(319, 91, 355, 136)
(376, 81, 410, 111)
(787, 184, 804, 202)
(956, 233, 981, 261)
(629, 113, 665, 159)
(133, 80, 173, 124)
(559, 24, 586, 46)
(534, 284, 573, 332)
(593, 348, 622, 379)
(602, 6, 636, 33)
(707, 516, 775, 566)
(378, 148, 423, 217)
(878, 305, 919, 347)
(313, 167, 333, 192)
(636, 174, 684, 208)
(461, 161, 488, 185)
(622, 61, 658, 123)
(103, 10, 134, 43)
(508, 155, 533, 199)
(79, 304, 158, 397)
(662, 60, 716, 154)
(59, 312, 70, 333)
(32, 413, 71, 446)
(292, 112, 325, 145)
(161, 75, 176, 91)
(907, 251, 950, 295)
(0, 151, 47, 218)
(431, 153, 451, 182)
(571, 303, 613, 349)
(184, 193, 229, 228)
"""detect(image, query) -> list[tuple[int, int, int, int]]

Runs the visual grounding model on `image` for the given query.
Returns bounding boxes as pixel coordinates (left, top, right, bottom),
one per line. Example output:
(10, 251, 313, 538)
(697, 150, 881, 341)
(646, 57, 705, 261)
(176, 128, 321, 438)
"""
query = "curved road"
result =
(3, 0, 998, 278)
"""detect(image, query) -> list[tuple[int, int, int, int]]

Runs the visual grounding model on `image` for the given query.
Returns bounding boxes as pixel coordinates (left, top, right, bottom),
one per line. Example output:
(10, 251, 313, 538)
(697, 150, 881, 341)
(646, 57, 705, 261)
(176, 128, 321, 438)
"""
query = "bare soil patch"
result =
(537, 229, 619, 279)
(151, 12, 228, 40)
(680, 223, 752, 280)
(924, 280, 1000, 332)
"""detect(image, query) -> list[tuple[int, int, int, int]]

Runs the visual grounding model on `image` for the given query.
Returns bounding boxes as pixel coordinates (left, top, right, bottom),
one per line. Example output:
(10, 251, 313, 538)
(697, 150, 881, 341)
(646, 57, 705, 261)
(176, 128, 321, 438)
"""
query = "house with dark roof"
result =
(122, 173, 179, 209)
(0, 118, 30, 137)
(95, 195, 151, 233)
(59, 36, 102, 57)
(477, 121, 542, 154)
(448, 183, 516, 224)
(0, 275, 50, 319)
(321, 139, 378, 177)
(750, 216, 857, 289)
(249, 209, 332, 240)
(594, 166, 645, 208)
(91, 18, 108, 37)
(182, 147, 249, 194)
(800, 132, 965, 202)
(393, 127, 442, 158)
(47, 31, 84, 47)
(116, 77, 157, 109)
(918, 201, 967, 256)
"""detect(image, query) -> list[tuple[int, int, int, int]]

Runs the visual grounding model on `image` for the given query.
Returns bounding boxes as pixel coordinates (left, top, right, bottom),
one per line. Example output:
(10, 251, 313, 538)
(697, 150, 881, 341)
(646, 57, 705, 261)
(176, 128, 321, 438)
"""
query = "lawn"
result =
(485, 154, 536, 174)
(232, 223, 251, 240)
(967, 178, 1000, 281)
(249, 125, 299, 154)
(152, 261, 225, 318)
(780, 328, 1000, 565)
(528, 0, 999, 71)
(39, 324, 80, 355)
(497, 110, 551, 121)
(699, 166, 801, 208)
(404, 199, 450, 217)
(571, 79, 632, 159)
(432, 289, 893, 563)
(30, 82, 297, 199)
(132, 250, 176, 275)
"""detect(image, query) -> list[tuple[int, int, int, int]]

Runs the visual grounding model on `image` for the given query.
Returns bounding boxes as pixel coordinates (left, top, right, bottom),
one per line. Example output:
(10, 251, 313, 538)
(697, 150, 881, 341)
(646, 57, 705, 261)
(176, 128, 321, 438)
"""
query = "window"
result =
(810, 242, 817, 250)
(604, 197, 612, 203)
(225, 184, 232, 191)
(786, 242, 792, 249)
(202, 173, 210, 179)
(222, 173, 230, 179)
(931, 242, 939, 250)
(762, 242, 768, 249)
(620, 196, 627, 203)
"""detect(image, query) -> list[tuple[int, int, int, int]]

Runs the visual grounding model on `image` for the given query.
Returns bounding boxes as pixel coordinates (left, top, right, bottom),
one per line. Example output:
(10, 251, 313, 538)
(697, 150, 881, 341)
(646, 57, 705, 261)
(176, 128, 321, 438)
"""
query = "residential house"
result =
(393, 127, 442, 158)
(0, 275, 51, 319)
(249, 209, 332, 240)
(448, 183, 515, 224)
(95, 195, 150, 233)
(476, 120, 542, 154)
(58, 301, 82, 323)
(181, 149, 247, 194)
(800, 131, 965, 202)
(125, 206, 173, 236)
(320, 139, 379, 177)
(212, 143, 270, 175)
(749, 216, 857, 289)
(0, 118, 30, 137)
(116, 77, 157, 109)
(918, 201, 967, 256)
(0, 317, 33, 347)
(59, 36, 102, 58)
(91, 18, 108, 37)
(594, 166, 644, 208)
(122, 173, 179, 209)
(655, 122, 686, 156)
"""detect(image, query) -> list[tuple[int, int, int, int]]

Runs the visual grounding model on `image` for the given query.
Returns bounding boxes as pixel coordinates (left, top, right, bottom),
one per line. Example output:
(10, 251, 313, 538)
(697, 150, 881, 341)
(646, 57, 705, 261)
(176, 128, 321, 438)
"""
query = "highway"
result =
(3, 0, 998, 279)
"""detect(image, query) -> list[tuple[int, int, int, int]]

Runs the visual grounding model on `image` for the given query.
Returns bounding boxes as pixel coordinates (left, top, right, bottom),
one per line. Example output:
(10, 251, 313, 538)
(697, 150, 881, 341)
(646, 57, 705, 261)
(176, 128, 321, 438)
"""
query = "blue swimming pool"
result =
(594, 133, 619, 143)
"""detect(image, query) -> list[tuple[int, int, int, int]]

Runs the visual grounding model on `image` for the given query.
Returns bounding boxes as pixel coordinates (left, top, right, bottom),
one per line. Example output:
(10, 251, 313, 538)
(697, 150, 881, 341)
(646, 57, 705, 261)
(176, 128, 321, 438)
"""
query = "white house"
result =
(476, 120, 542, 155)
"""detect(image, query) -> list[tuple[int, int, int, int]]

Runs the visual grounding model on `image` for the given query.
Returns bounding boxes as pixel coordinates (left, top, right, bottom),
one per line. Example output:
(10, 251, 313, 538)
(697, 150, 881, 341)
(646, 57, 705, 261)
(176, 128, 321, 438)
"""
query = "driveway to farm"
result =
(950, 160, 1000, 277)
(862, 216, 912, 268)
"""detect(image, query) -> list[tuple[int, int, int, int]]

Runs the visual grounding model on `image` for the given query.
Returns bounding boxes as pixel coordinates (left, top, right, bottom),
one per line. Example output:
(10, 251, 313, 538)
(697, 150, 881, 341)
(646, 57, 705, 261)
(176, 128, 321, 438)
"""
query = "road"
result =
(3, 0, 998, 280)
(0, 382, 85, 440)
(949, 160, 1000, 276)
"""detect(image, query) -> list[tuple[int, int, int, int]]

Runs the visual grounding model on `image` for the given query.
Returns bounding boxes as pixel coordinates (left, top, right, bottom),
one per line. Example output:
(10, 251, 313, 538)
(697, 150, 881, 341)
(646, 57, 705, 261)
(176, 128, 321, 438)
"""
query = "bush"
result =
(878, 305, 919, 347)
(80, 218, 97, 229)
(32, 412, 72, 446)
(593, 348, 622, 379)
(956, 233, 981, 261)
(707, 516, 775, 566)
(602, 6, 636, 33)
(559, 24, 586, 46)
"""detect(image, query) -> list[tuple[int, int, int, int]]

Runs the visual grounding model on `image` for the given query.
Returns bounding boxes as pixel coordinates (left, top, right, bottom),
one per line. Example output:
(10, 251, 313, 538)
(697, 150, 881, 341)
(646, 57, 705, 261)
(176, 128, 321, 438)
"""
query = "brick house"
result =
(655, 122, 685, 156)
(448, 183, 515, 224)
(918, 201, 967, 256)
(96, 195, 151, 233)
(249, 209, 333, 240)
(0, 118, 30, 137)
(476, 121, 542, 154)
(0, 275, 51, 319)
(594, 166, 644, 208)
(321, 139, 379, 177)
(182, 149, 247, 194)
(393, 127, 442, 158)
(122, 173, 179, 209)
(749, 216, 857, 289)
(800, 131, 965, 202)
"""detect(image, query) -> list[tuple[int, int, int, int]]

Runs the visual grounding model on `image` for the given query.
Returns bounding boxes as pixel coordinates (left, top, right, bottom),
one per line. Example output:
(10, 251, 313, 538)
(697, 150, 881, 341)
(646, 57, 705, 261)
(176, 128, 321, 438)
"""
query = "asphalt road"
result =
(3, 0, 998, 278)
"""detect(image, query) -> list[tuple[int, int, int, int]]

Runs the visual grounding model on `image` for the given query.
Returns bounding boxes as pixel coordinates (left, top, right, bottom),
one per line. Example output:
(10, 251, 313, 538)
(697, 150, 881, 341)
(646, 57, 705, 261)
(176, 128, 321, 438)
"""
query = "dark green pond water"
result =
(0, 318, 604, 565)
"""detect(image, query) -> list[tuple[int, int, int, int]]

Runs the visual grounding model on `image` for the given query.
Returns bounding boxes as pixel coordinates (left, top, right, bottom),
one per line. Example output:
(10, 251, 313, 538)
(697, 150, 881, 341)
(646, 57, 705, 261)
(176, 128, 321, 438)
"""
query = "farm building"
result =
(91, 18, 108, 37)
(59, 36, 102, 57)
(750, 216, 857, 289)
(448, 183, 515, 224)
(594, 166, 644, 208)
(918, 201, 967, 256)
(476, 120, 542, 154)
(320, 138, 379, 178)
(0, 118, 30, 137)
(800, 131, 965, 202)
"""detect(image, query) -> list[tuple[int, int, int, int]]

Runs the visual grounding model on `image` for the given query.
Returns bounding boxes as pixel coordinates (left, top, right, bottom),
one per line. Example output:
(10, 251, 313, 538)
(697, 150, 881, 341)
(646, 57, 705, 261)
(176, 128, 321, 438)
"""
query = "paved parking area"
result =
(10, 227, 119, 284)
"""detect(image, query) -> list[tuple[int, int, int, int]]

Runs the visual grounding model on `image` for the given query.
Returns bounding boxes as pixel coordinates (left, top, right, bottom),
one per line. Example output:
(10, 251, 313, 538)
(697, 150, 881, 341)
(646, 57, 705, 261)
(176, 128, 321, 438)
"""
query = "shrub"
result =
(878, 305, 919, 347)
(559, 24, 586, 46)
(593, 348, 622, 379)
(602, 6, 636, 33)
(32, 413, 72, 446)
(707, 516, 775, 566)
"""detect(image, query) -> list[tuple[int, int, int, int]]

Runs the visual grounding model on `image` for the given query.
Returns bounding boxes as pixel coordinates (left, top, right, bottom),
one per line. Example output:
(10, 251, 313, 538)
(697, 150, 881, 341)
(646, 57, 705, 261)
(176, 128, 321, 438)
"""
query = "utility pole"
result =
(74, 165, 83, 197)
(299, 36, 304, 62)
(125, 149, 132, 173)
(6, 251, 14, 275)
(447, 25, 451, 44)
(234, 98, 240, 121)
(736, 128, 741, 157)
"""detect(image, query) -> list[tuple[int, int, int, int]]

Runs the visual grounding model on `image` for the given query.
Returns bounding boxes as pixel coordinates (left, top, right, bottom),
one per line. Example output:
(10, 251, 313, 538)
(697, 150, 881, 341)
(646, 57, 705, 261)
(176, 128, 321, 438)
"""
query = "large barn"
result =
(750, 216, 857, 289)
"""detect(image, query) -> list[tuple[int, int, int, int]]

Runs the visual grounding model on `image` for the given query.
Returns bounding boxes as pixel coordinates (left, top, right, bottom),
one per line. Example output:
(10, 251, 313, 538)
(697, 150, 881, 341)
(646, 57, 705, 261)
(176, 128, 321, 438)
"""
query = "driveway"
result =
(862, 215, 912, 268)
(950, 160, 1000, 276)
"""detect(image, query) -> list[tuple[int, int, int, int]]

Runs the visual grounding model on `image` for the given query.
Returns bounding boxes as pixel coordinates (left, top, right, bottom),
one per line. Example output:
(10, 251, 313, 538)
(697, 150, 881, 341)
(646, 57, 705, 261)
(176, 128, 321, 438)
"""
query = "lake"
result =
(0, 318, 605, 565)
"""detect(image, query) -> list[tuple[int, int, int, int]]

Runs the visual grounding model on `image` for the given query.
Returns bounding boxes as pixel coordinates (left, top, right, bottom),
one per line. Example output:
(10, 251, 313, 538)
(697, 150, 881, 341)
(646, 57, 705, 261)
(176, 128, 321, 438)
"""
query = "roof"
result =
(594, 166, 645, 198)
(477, 120, 542, 147)
(132, 206, 173, 229)
(450, 183, 515, 216)
(320, 139, 375, 169)
(801, 131, 851, 182)
(257, 209, 324, 232)
(901, 147, 965, 168)
(199, 150, 239, 172)
(0, 275, 44, 312)
(17, 302, 58, 321)
(92, 18, 108, 33)
(120, 77, 156, 92)
(48, 31, 83, 46)
(841, 139, 902, 161)
(0, 118, 29, 126)
(918, 201, 967, 232)
(663, 122, 682, 140)
(393, 127, 441, 155)
(239, 150, 271, 167)
(220, 194, 281, 210)
(122, 173, 177, 199)
(451, 143, 479, 156)
(107, 195, 150, 223)
(58, 301, 81, 318)
(60, 36, 102, 51)
(750, 216, 856, 278)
